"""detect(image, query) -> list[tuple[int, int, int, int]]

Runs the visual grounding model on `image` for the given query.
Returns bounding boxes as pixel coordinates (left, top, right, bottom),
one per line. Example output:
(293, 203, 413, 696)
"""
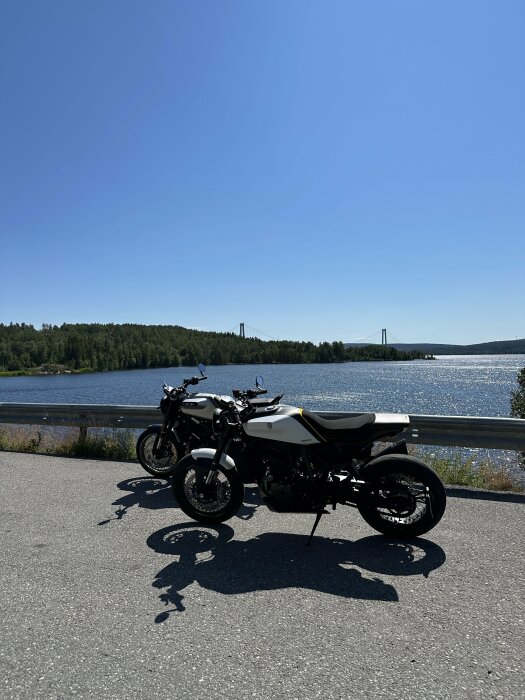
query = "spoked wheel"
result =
(172, 455, 244, 523)
(136, 426, 180, 478)
(358, 455, 446, 538)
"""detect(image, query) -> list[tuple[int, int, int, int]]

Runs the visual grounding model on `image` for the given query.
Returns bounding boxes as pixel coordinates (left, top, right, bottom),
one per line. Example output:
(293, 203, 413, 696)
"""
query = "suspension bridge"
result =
(227, 324, 402, 345)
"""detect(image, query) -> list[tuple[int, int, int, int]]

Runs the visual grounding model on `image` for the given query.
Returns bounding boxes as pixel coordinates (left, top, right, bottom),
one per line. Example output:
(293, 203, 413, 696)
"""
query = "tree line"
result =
(0, 323, 430, 374)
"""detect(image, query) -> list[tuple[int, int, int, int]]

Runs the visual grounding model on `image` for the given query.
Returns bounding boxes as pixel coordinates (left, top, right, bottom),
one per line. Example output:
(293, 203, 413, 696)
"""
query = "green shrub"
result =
(426, 455, 522, 492)
(510, 367, 525, 418)
(61, 431, 136, 461)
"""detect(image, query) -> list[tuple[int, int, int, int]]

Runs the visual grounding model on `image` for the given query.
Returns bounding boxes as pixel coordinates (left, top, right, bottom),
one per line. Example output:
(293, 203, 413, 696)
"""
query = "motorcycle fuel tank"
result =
(180, 393, 227, 420)
(243, 407, 320, 445)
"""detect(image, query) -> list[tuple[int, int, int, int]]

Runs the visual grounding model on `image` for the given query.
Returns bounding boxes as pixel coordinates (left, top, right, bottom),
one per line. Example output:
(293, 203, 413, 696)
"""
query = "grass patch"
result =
(0, 424, 136, 461)
(62, 432, 136, 460)
(425, 455, 523, 492)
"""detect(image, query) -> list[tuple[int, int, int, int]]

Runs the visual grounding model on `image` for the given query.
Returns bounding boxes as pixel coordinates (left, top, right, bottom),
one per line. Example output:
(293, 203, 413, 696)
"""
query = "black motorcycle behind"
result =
(136, 366, 281, 478)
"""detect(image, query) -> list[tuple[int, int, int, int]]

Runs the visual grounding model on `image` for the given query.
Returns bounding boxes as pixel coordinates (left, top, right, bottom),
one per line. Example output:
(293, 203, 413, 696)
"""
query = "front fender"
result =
(190, 447, 236, 471)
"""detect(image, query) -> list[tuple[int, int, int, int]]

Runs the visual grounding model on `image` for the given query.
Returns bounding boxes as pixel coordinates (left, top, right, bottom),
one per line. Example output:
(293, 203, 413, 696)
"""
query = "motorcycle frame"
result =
(152, 388, 210, 458)
(205, 413, 411, 511)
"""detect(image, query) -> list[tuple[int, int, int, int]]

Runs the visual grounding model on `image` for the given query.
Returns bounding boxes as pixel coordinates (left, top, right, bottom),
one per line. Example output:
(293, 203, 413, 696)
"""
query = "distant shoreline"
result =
(345, 339, 525, 355)
(0, 357, 427, 378)
(2, 352, 525, 379)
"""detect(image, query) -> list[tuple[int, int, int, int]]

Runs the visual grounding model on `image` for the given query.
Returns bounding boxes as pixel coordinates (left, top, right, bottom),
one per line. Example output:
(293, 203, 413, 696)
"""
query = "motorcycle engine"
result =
(260, 460, 323, 512)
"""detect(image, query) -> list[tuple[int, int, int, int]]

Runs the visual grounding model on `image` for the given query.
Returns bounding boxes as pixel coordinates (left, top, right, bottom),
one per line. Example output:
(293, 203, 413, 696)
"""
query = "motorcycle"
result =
(136, 365, 282, 478)
(171, 384, 447, 541)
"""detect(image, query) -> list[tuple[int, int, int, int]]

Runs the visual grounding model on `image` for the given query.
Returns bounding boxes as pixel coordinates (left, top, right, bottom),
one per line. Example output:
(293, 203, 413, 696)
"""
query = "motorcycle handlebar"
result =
(164, 373, 208, 395)
(187, 375, 207, 386)
(232, 387, 268, 400)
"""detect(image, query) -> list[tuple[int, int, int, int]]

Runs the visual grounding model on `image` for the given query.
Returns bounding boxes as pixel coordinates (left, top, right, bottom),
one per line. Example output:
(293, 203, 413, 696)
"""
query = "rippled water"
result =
(1, 355, 524, 483)
(1, 355, 522, 416)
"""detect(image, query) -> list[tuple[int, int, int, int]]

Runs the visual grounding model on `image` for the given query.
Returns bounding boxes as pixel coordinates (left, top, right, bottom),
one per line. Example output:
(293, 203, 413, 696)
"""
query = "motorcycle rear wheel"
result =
(172, 455, 244, 523)
(357, 455, 446, 538)
(136, 426, 180, 478)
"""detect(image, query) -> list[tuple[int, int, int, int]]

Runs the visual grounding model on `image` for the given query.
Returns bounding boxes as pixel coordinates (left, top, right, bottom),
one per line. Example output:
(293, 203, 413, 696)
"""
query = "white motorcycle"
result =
(171, 383, 447, 542)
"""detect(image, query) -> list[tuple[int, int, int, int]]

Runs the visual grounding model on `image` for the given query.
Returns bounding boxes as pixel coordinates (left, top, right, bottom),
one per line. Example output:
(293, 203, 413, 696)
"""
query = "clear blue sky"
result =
(1, 0, 524, 345)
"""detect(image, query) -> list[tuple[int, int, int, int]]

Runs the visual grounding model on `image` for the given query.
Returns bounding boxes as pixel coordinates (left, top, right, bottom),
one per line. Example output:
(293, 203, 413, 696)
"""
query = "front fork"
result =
(152, 424, 168, 457)
(204, 413, 239, 484)
(204, 435, 233, 485)
(153, 423, 180, 458)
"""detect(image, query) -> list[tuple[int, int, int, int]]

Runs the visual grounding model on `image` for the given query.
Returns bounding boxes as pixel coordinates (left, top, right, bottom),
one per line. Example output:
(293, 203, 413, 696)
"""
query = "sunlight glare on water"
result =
(1, 355, 524, 484)
(1, 355, 523, 417)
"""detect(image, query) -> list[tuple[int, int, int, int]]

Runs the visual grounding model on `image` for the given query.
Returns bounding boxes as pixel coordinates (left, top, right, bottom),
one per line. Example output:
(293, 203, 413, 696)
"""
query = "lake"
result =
(1, 355, 524, 483)
(0, 355, 522, 417)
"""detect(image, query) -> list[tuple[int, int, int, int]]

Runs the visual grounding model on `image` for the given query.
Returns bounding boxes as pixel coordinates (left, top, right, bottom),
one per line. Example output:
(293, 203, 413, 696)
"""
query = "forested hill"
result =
(344, 339, 525, 355)
(0, 323, 429, 374)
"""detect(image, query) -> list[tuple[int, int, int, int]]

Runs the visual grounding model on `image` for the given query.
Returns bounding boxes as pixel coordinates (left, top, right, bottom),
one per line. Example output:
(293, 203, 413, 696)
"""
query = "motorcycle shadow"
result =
(98, 478, 260, 525)
(147, 522, 446, 621)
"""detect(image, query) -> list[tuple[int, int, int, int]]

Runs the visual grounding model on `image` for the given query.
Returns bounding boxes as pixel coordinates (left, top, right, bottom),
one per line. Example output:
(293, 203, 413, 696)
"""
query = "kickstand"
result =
(306, 510, 328, 546)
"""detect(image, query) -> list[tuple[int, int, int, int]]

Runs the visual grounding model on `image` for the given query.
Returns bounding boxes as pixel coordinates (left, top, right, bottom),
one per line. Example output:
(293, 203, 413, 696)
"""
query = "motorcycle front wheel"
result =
(172, 455, 244, 523)
(357, 455, 446, 538)
(136, 426, 181, 478)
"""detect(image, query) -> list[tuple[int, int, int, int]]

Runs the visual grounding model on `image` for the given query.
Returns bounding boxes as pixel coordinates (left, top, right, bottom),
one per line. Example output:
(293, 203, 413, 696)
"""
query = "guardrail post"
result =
(78, 414, 88, 442)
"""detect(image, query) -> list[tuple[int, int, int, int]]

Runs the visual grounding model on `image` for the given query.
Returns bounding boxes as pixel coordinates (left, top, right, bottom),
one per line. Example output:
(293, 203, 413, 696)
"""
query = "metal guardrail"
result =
(0, 402, 524, 451)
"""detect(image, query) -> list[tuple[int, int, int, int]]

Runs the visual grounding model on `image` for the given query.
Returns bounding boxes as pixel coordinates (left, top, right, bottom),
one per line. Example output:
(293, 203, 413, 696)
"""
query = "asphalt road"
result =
(0, 452, 524, 700)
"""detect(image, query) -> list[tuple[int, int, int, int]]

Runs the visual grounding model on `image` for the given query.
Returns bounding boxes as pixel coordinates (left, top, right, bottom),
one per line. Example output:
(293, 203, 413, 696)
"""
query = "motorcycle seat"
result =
(301, 410, 409, 443)
(301, 410, 375, 441)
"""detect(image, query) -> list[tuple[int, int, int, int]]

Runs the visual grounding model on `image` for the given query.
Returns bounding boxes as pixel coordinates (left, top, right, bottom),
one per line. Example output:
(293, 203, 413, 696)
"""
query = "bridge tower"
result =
(239, 323, 245, 338)
(382, 328, 387, 345)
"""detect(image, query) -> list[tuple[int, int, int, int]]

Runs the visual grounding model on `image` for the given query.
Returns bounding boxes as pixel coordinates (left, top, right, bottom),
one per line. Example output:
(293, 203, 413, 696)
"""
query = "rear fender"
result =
(369, 439, 408, 462)
(191, 447, 236, 471)
(359, 453, 432, 482)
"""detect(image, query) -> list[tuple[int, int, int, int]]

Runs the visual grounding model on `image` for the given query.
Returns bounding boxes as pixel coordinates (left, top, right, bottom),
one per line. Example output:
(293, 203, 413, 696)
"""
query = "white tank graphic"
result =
(180, 393, 231, 420)
(244, 408, 320, 445)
